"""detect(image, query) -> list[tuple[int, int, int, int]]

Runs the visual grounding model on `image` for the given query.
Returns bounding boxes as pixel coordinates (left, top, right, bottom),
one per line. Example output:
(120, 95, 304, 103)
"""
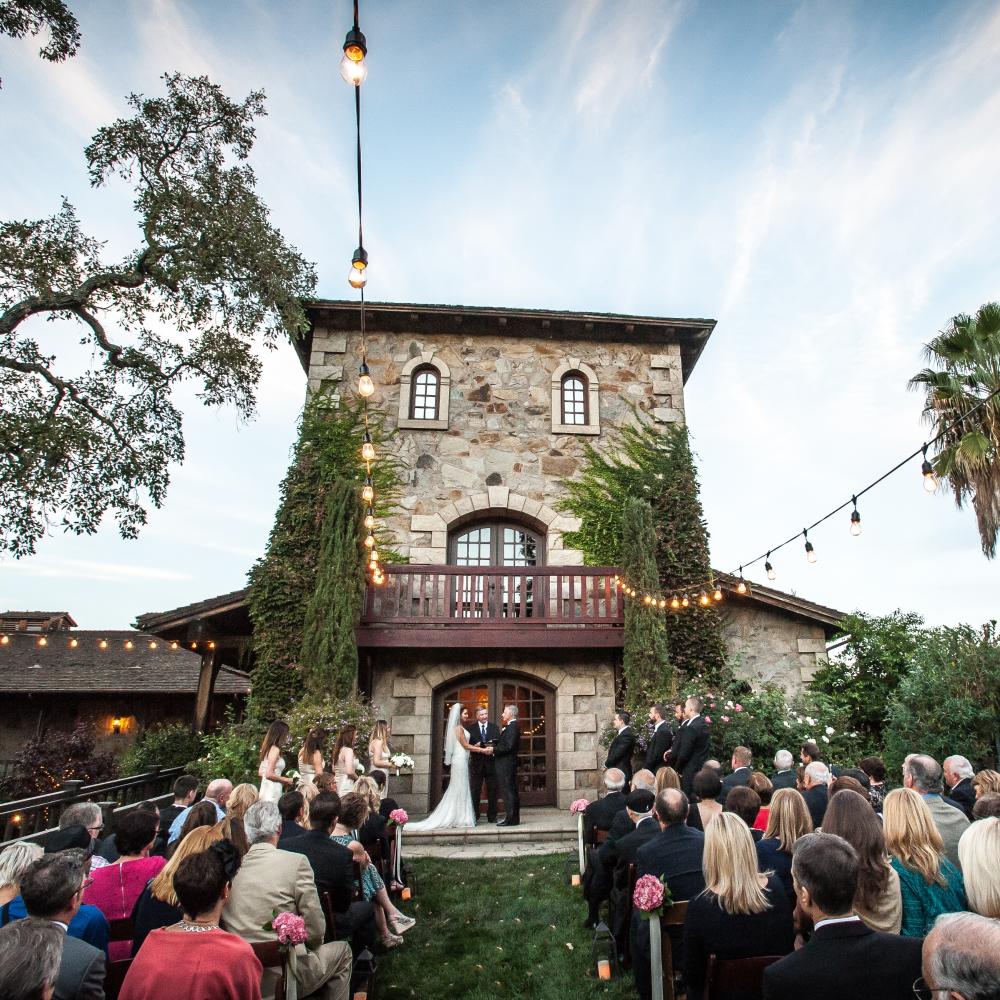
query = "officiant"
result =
(467, 706, 500, 824)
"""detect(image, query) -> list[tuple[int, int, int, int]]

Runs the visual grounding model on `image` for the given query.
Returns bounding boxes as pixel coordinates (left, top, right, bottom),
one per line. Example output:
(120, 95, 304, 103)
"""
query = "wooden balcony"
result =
(357, 564, 624, 649)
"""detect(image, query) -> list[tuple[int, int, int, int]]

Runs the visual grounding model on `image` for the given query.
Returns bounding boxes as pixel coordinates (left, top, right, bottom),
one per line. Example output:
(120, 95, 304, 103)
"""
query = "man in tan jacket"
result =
(223, 800, 352, 1000)
(903, 754, 970, 869)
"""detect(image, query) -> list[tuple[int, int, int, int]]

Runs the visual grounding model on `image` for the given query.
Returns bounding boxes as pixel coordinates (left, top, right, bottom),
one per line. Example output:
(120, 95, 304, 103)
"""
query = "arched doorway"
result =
(431, 673, 556, 809)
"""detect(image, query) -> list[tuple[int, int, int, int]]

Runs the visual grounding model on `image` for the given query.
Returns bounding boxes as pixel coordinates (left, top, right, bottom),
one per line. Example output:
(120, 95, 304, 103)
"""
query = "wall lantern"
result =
(111, 716, 123, 735)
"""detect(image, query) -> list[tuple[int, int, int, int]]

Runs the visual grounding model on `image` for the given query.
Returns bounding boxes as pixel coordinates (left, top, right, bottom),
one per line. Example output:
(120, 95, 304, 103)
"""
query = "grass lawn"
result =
(377, 852, 635, 1000)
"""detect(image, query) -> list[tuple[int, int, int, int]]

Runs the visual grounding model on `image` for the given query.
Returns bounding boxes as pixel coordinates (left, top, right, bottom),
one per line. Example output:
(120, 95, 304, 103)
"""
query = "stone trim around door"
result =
(398, 352, 452, 431)
(407, 488, 582, 565)
(550, 359, 601, 436)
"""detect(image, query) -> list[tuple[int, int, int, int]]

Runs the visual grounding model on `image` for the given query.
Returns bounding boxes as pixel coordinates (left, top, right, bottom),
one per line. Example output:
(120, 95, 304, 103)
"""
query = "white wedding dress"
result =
(407, 703, 476, 831)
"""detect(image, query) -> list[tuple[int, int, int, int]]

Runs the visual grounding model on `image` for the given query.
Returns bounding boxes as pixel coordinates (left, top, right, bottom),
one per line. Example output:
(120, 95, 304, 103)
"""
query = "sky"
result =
(1, 0, 998, 630)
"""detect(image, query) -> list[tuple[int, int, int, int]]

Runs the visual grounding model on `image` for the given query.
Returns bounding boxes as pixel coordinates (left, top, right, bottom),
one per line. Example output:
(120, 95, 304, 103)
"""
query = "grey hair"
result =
(0, 842, 44, 891)
(944, 755, 975, 781)
(774, 750, 794, 771)
(927, 912, 1000, 1000)
(505, 704, 518, 719)
(244, 800, 282, 845)
(905, 754, 944, 794)
(59, 801, 101, 830)
(604, 768, 626, 792)
(0, 917, 63, 1000)
(631, 769, 656, 791)
(19, 854, 85, 918)
(805, 761, 830, 785)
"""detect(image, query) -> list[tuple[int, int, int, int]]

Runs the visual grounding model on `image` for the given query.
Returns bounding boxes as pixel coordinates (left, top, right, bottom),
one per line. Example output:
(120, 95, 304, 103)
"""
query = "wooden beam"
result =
(355, 626, 624, 649)
(193, 650, 222, 734)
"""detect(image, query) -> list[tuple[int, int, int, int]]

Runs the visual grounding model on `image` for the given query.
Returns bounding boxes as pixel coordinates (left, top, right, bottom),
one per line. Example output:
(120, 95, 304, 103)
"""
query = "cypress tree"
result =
(299, 480, 364, 698)
(621, 497, 674, 713)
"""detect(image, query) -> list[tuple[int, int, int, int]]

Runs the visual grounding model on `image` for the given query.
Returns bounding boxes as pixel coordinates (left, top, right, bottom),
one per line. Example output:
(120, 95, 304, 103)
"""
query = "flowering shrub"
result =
(388, 808, 409, 828)
(633, 874, 671, 917)
(569, 798, 590, 815)
(272, 911, 308, 948)
(286, 695, 384, 766)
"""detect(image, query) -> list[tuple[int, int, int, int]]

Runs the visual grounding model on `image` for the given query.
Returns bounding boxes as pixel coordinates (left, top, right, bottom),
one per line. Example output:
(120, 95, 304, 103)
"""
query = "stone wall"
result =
(309, 326, 686, 562)
(368, 648, 618, 815)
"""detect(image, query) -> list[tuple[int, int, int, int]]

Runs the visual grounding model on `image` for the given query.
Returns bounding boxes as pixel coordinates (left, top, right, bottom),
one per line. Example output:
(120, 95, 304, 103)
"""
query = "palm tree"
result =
(910, 302, 1000, 558)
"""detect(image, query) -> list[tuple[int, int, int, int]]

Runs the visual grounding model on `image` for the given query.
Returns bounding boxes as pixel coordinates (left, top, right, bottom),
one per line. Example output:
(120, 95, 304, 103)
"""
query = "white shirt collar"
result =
(814, 914, 861, 930)
(50, 920, 69, 932)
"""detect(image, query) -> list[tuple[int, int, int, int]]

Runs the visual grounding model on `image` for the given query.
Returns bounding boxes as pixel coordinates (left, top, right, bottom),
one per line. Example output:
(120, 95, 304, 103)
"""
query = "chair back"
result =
(352, 861, 366, 902)
(659, 900, 690, 1000)
(251, 941, 288, 1000)
(706, 954, 784, 998)
(107, 917, 134, 943)
(594, 829, 609, 845)
(103, 959, 132, 1000)
(320, 890, 337, 942)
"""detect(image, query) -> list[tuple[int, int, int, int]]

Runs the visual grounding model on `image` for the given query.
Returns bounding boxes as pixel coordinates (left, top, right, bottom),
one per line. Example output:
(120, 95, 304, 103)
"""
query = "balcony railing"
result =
(361, 564, 623, 627)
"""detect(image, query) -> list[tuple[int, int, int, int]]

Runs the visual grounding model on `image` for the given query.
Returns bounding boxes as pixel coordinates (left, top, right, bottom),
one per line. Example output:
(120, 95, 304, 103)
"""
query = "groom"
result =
(467, 706, 500, 823)
(495, 704, 522, 827)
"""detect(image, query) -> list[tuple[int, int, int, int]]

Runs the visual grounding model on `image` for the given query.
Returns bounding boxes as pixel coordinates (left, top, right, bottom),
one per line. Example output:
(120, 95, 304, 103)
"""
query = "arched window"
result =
(409, 365, 440, 421)
(560, 371, 588, 426)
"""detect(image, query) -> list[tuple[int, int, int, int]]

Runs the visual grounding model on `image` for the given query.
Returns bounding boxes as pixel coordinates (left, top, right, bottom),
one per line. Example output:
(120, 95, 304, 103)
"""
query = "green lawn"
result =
(377, 853, 635, 1000)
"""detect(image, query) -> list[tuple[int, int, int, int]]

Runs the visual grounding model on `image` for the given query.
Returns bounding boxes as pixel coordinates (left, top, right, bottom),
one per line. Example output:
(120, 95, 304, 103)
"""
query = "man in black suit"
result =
(583, 769, 628, 843)
(277, 790, 309, 843)
(770, 750, 797, 790)
(718, 746, 753, 806)
(154, 774, 198, 856)
(495, 704, 521, 827)
(763, 833, 922, 1000)
(605, 710, 637, 786)
(632, 789, 706, 1000)
(802, 761, 830, 829)
(668, 695, 711, 796)
(943, 755, 976, 819)
(643, 703, 673, 773)
(604, 769, 656, 846)
(467, 706, 500, 823)
(282, 792, 377, 949)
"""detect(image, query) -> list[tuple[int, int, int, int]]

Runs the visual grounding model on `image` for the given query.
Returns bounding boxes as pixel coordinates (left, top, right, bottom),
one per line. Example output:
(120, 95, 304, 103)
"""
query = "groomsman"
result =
(643, 703, 673, 774)
(604, 710, 637, 786)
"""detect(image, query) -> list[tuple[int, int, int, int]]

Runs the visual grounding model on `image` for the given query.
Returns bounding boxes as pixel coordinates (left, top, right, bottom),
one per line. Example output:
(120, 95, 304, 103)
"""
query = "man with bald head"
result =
(167, 777, 233, 844)
(903, 754, 969, 868)
(922, 912, 1000, 1000)
(583, 768, 627, 843)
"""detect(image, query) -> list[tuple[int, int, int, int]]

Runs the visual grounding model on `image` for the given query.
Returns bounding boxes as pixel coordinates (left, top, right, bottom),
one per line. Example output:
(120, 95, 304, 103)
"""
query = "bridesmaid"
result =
(298, 727, 327, 788)
(257, 721, 294, 803)
(368, 720, 393, 800)
(331, 725, 359, 797)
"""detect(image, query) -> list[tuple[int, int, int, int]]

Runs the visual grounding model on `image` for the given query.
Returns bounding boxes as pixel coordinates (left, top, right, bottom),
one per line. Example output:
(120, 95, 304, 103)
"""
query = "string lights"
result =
(0, 636, 185, 651)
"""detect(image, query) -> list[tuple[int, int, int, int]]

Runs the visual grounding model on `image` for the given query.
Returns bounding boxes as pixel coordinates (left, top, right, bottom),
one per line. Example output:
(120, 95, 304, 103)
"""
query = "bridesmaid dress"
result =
(258, 754, 285, 803)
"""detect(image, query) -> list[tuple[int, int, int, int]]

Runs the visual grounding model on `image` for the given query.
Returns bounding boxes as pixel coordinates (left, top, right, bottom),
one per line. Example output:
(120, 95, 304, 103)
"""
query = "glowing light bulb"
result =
(765, 554, 776, 581)
(124, 640, 133, 650)
(348, 246, 368, 288)
(681, 596, 690, 608)
(0, 635, 8, 645)
(805, 539, 817, 564)
(358, 361, 375, 397)
(149, 641, 157, 650)
(850, 509, 862, 536)
(361, 431, 376, 462)
(658, 599, 667, 609)
(713, 587, 723, 602)
(339, 27, 368, 85)
(69, 638, 78, 648)
(369, 549, 379, 565)
(643, 595, 653, 606)
(364, 507, 375, 530)
(670, 597, 680, 609)
(99, 639, 108, 650)
(922, 458, 938, 493)
(699, 592, 710, 606)
(170, 641, 179, 650)
(736, 580, 747, 595)
(37, 636, 47, 647)
(361, 477, 374, 503)
(364, 532, 375, 549)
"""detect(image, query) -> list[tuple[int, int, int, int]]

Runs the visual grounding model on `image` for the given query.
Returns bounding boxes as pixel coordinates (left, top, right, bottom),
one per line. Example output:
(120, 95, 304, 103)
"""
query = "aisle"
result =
(378, 853, 634, 1000)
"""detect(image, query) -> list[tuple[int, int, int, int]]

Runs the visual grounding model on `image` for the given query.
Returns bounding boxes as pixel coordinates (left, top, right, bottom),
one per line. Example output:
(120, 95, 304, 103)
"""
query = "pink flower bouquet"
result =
(271, 911, 308, 949)
(569, 798, 590, 815)
(387, 808, 409, 828)
(633, 874, 671, 919)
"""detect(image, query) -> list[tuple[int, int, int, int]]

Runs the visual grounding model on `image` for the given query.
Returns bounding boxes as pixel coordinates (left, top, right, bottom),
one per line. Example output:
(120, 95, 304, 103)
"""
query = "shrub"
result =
(117, 722, 205, 776)
(286, 695, 384, 766)
(9, 723, 118, 798)
(188, 707, 261, 786)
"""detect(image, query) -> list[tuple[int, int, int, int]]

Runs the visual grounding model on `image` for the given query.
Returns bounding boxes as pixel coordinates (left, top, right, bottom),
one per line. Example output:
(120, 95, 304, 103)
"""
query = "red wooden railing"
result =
(361, 565, 624, 627)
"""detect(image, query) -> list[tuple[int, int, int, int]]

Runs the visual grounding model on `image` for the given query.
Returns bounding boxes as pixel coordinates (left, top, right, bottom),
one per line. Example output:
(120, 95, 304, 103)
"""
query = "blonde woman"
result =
(682, 812, 794, 1000)
(972, 769, 1000, 798)
(0, 842, 43, 907)
(756, 787, 813, 900)
(957, 816, 1000, 918)
(300, 782, 319, 827)
(297, 728, 327, 788)
(883, 787, 966, 936)
(655, 766, 681, 795)
(368, 720, 394, 800)
(226, 784, 258, 822)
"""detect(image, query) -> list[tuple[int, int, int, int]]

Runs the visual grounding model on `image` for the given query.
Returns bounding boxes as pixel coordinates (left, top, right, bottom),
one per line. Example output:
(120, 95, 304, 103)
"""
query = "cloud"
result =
(0, 557, 193, 584)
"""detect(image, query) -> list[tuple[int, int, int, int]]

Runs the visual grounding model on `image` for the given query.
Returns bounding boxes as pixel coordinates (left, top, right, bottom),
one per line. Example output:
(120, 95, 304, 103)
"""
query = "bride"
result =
(407, 703, 489, 831)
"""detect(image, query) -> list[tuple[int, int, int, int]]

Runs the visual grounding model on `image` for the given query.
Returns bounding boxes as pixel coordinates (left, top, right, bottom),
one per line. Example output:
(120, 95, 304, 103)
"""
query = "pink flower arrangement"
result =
(569, 798, 590, 815)
(388, 808, 409, 827)
(721, 715, 730, 723)
(704, 715, 712, 724)
(734, 704, 743, 712)
(272, 912, 308, 948)
(633, 874, 665, 914)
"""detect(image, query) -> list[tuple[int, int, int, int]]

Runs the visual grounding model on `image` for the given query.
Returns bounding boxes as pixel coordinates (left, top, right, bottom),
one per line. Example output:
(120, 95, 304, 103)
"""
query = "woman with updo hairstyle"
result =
(120, 842, 262, 1000)
(693, 768, 723, 829)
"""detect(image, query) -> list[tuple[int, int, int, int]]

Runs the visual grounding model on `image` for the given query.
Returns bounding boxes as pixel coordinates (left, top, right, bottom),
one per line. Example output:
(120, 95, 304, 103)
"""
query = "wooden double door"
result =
(432, 674, 555, 808)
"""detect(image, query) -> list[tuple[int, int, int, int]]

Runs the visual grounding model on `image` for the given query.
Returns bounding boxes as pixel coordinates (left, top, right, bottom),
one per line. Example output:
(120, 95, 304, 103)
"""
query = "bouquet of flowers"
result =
(633, 874, 671, 919)
(265, 911, 308, 952)
(355, 761, 366, 775)
(284, 769, 300, 785)
(390, 752, 414, 771)
(569, 798, 590, 815)
(387, 808, 409, 829)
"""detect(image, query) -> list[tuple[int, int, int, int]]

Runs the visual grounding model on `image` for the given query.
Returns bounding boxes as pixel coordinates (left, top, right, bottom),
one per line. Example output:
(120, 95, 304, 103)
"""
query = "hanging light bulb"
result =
(643, 595, 653, 606)
(369, 549, 380, 565)
(921, 446, 939, 493)
(681, 596, 690, 608)
(170, 641, 179, 650)
(124, 639, 133, 650)
(149, 641, 157, 650)
(37, 636, 47, 647)
(670, 596, 680, 609)
(99, 639, 108, 650)
(804, 530, 817, 564)
(698, 592, 710, 606)
(713, 586, 723, 602)
(69, 637, 78, 648)
(361, 476, 374, 502)
(358, 361, 375, 397)
(736, 568, 747, 595)
(0, 635, 8, 645)
(850, 498, 862, 537)
(765, 552, 776, 580)
(658, 599, 667, 609)
(339, 26, 368, 85)
(348, 246, 368, 288)
(364, 532, 375, 549)
(361, 430, 376, 462)
(364, 507, 375, 530)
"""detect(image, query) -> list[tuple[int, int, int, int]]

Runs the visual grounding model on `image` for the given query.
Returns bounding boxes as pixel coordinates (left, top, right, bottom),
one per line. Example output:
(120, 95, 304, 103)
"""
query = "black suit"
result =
(949, 777, 976, 819)
(583, 791, 627, 843)
(606, 808, 635, 847)
(762, 919, 923, 1000)
(770, 769, 797, 791)
(494, 720, 521, 824)
(643, 723, 673, 773)
(278, 819, 308, 844)
(605, 816, 660, 943)
(669, 716, 710, 795)
(282, 829, 376, 948)
(605, 726, 637, 785)
(803, 784, 828, 829)
(466, 720, 500, 821)
(719, 765, 752, 807)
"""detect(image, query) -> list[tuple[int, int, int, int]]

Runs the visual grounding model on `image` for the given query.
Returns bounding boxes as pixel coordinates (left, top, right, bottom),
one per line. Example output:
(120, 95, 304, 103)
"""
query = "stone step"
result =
(403, 824, 577, 847)
(404, 840, 574, 860)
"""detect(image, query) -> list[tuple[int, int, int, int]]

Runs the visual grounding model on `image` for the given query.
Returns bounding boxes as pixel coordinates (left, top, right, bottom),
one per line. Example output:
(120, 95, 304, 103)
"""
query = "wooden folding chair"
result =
(352, 861, 366, 902)
(706, 953, 784, 999)
(251, 941, 289, 1000)
(659, 900, 689, 1000)
(103, 959, 132, 1000)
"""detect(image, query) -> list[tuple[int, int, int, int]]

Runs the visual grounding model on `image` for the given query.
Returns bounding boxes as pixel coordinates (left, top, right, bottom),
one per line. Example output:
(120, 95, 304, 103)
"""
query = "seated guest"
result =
(0, 842, 43, 913)
(632, 789, 706, 1000)
(156, 775, 199, 854)
(801, 761, 830, 829)
(225, 783, 258, 822)
(369, 770, 400, 818)
(282, 791, 377, 949)
(763, 833, 922, 1000)
(829, 774, 867, 798)
(98, 800, 159, 862)
(655, 765, 681, 795)
(604, 769, 656, 846)
(314, 771, 339, 794)
(58, 803, 109, 870)
(602, 790, 660, 945)
(132, 825, 225, 955)
(718, 746, 753, 807)
(859, 756, 888, 812)
(19, 853, 106, 999)
(693, 767, 723, 829)
(903, 755, 970, 868)
(0, 916, 63, 1000)
(757, 787, 812, 902)
(972, 792, 1000, 819)
(214, 816, 250, 857)
(972, 768, 1000, 801)
(84, 808, 165, 960)
(883, 787, 966, 937)
(943, 756, 976, 820)
(352, 776, 389, 850)
(584, 768, 627, 842)
(957, 817, 1000, 919)
(748, 771, 773, 831)
(277, 790, 308, 843)
(122, 842, 262, 1000)
(223, 800, 352, 1000)
(821, 788, 902, 933)
(703, 759, 723, 774)
(799, 741, 823, 767)
(168, 800, 219, 856)
(724, 786, 763, 842)
(167, 779, 233, 845)
(770, 750, 797, 790)
(683, 813, 794, 1000)
(921, 911, 1000, 1000)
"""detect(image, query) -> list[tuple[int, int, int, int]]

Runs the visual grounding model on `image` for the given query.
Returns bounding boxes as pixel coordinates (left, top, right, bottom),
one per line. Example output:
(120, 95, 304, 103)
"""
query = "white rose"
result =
(821, 735, 830, 744)
(825, 726, 835, 735)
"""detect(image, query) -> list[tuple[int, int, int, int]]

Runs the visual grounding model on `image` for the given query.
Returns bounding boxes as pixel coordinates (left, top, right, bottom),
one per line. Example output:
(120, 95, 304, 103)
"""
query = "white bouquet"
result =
(355, 761, 366, 775)
(390, 752, 414, 773)
(285, 769, 301, 784)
